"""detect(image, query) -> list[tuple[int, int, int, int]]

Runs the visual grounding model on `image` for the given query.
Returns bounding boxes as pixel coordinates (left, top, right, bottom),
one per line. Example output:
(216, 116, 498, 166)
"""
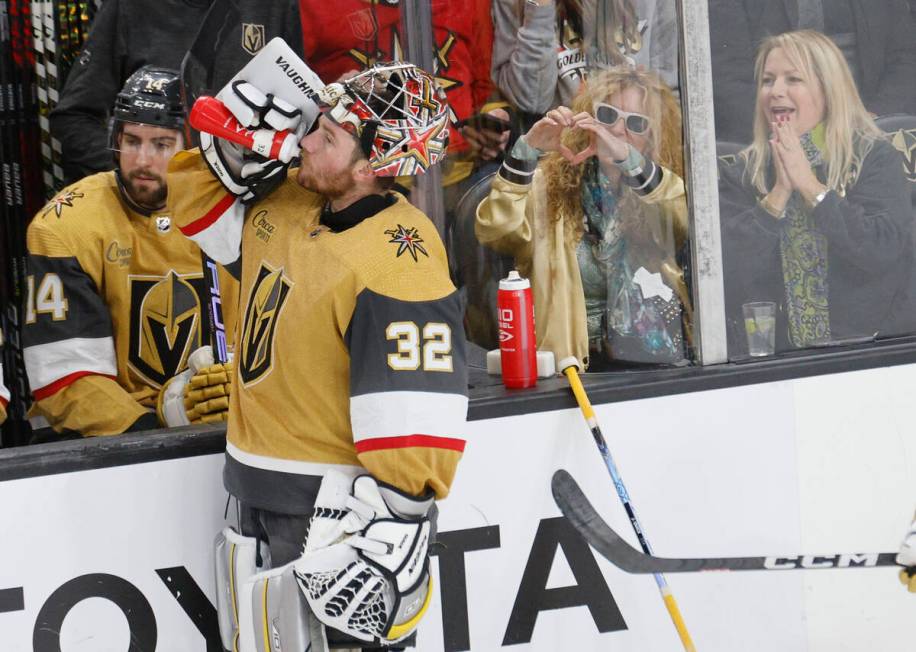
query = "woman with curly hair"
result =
(719, 30, 914, 354)
(476, 67, 690, 371)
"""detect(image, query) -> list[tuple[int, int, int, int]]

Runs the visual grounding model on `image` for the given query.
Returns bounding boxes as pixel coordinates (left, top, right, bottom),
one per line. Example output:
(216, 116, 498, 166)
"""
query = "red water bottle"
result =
(189, 96, 300, 163)
(498, 270, 537, 389)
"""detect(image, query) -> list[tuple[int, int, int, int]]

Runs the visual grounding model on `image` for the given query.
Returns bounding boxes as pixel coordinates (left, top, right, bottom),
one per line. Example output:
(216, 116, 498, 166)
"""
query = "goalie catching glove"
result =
(898, 512, 916, 593)
(157, 346, 233, 426)
(293, 470, 435, 645)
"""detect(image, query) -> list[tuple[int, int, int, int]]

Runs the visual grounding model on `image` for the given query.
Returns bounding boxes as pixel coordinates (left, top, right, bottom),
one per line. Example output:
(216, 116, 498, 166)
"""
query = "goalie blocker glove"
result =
(201, 81, 300, 204)
(199, 47, 313, 204)
(294, 470, 434, 645)
(199, 132, 289, 204)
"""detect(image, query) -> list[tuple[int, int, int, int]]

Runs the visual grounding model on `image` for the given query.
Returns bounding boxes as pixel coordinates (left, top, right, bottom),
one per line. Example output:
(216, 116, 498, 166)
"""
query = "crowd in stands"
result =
(6, 0, 916, 440)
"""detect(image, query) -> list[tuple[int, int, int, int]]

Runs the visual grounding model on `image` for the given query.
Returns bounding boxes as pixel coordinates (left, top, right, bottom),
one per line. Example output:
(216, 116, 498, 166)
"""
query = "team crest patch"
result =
(890, 128, 916, 183)
(242, 23, 266, 55)
(348, 9, 378, 42)
(385, 224, 428, 261)
(239, 262, 293, 385)
(42, 190, 85, 219)
(128, 271, 207, 387)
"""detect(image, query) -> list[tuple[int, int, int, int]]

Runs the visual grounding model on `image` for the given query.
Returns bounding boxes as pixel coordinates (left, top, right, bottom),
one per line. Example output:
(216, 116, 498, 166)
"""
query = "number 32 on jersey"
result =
(386, 321, 453, 372)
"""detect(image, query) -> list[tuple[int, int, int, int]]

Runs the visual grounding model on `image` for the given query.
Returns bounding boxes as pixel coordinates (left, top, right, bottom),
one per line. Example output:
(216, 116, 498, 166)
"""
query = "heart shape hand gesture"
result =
(524, 106, 633, 167)
(524, 106, 597, 165)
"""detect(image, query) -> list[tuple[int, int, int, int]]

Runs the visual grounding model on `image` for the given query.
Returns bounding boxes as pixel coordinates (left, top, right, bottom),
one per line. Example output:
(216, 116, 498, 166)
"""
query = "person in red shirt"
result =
(298, 0, 496, 155)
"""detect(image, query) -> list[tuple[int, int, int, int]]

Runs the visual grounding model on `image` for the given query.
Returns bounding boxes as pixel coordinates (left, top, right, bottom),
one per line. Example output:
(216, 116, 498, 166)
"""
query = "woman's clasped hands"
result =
(767, 116, 827, 211)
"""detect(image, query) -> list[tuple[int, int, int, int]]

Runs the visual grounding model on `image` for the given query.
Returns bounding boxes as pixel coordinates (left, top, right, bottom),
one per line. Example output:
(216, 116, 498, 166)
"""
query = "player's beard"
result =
(297, 161, 353, 200)
(123, 169, 168, 210)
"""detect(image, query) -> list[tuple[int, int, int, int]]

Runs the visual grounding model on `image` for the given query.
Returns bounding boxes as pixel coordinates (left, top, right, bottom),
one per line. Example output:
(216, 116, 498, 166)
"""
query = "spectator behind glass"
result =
(719, 30, 914, 355)
(491, 0, 679, 120)
(298, 0, 495, 163)
(709, 0, 916, 143)
(477, 68, 690, 372)
(50, 0, 302, 184)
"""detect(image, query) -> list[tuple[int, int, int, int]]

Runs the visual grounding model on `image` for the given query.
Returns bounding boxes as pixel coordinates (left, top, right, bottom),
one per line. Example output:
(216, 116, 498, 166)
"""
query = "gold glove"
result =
(157, 346, 233, 427)
(184, 361, 233, 424)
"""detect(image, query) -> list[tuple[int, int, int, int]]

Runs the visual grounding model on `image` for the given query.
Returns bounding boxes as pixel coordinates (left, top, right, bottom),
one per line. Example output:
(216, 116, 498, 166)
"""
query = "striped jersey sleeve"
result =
(345, 288, 468, 499)
(168, 149, 246, 266)
(23, 221, 145, 434)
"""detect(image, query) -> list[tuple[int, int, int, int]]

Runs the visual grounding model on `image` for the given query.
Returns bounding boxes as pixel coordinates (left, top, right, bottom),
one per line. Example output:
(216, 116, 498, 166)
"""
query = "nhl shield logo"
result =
(242, 23, 266, 55)
(156, 216, 171, 233)
(239, 262, 293, 385)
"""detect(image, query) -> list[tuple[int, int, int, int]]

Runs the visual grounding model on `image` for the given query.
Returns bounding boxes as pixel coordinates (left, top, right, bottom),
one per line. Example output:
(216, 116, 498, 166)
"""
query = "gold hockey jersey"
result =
(23, 171, 239, 435)
(169, 150, 467, 509)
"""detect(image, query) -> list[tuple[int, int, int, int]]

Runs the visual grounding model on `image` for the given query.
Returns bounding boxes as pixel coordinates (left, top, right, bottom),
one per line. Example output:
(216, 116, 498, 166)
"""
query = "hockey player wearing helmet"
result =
(22, 66, 239, 438)
(169, 55, 465, 651)
(116, 121, 181, 210)
(110, 66, 187, 211)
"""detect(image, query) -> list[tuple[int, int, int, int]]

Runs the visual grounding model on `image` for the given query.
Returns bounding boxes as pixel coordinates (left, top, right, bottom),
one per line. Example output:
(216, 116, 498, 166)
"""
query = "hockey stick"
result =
(180, 0, 241, 365)
(553, 469, 900, 573)
(201, 254, 229, 364)
(0, 0, 33, 446)
(562, 364, 697, 652)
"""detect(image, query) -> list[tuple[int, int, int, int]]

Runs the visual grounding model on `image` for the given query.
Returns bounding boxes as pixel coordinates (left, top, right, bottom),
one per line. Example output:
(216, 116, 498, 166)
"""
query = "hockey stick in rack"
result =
(552, 469, 900, 573)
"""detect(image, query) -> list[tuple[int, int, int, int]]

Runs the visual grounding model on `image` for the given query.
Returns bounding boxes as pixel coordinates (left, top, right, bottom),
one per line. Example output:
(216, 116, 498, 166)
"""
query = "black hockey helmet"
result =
(113, 65, 185, 130)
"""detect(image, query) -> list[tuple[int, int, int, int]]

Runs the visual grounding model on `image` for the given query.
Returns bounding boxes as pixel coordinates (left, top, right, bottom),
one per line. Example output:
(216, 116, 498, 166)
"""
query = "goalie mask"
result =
(320, 62, 450, 177)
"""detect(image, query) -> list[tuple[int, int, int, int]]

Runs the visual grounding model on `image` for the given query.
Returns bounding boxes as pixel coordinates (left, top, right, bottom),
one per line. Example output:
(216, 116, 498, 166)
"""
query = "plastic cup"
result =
(742, 302, 776, 357)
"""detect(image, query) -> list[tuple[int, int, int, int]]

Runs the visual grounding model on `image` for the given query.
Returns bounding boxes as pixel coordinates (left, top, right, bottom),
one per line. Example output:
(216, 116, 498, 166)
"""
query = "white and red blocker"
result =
(189, 96, 300, 163)
(497, 270, 537, 389)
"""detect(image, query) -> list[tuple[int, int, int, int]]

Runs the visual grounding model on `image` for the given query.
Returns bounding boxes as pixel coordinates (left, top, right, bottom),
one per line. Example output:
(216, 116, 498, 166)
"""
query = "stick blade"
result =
(553, 469, 764, 572)
(552, 469, 671, 573)
(552, 470, 899, 574)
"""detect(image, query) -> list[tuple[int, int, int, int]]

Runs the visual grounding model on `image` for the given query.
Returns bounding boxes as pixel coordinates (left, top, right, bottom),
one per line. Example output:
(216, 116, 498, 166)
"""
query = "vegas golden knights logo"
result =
(891, 128, 916, 184)
(128, 271, 205, 386)
(242, 23, 266, 55)
(240, 263, 292, 385)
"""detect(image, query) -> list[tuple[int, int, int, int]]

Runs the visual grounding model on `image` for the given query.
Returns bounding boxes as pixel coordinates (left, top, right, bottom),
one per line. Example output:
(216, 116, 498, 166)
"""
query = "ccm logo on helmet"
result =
(133, 99, 167, 110)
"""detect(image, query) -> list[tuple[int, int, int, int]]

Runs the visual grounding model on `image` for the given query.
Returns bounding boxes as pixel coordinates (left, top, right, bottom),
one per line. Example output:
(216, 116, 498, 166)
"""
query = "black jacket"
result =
(49, 0, 303, 184)
(709, 0, 916, 143)
(719, 138, 915, 355)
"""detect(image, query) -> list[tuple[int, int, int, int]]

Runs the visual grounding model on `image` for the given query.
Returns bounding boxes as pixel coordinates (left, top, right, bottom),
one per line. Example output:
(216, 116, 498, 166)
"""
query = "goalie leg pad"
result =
(214, 527, 262, 652)
(239, 561, 328, 652)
